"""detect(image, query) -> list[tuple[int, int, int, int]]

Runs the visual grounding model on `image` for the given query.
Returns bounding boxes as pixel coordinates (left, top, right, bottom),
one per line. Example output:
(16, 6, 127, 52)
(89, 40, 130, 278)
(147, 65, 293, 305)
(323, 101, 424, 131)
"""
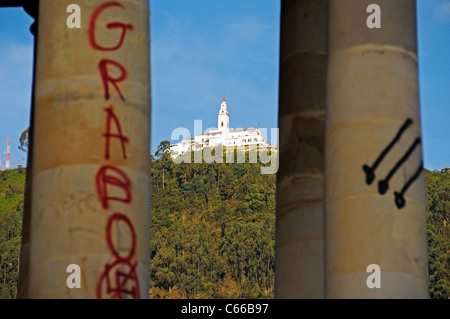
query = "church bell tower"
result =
(218, 97, 230, 139)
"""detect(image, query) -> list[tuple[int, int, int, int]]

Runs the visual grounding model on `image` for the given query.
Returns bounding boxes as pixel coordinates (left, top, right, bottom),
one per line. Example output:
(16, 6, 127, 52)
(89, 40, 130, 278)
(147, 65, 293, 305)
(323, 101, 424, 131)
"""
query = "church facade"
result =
(170, 98, 276, 158)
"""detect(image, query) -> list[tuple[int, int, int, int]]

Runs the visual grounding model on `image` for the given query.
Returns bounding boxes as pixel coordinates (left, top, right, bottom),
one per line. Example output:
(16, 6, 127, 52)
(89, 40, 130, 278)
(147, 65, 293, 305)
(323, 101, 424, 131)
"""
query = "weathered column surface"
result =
(325, 0, 428, 298)
(276, 0, 328, 298)
(16, 39, 36, 300)
(28, 0, 151, 298)
(14, 1, 39, 300)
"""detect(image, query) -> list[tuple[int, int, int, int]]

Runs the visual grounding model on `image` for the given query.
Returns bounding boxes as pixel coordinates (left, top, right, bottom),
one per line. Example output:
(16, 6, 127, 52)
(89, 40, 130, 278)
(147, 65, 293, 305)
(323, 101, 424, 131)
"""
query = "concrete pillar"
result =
(16, 34, 36, 300)
(17, 2, 39, 299)
(276, 0, 328, 298)
(28, 0, 151, 298)
(325, 0, 428, 298)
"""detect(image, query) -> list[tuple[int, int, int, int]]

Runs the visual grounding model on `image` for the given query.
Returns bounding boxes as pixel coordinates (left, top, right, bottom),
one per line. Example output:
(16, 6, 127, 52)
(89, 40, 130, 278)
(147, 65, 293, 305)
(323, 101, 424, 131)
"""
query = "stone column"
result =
(16, 31, 36, 301)
(28, 0, 151, 298)
(325, 0, 428, 298)
(17, 1, 39, 299)
(276, 0, 328, 298)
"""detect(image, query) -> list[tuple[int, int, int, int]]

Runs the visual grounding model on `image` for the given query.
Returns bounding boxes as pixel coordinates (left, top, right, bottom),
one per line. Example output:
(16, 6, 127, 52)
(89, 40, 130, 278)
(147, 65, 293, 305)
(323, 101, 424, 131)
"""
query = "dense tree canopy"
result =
(149, 146, 276, 298)
(0, 168, 25, 299)
(425, 169, 450, 298)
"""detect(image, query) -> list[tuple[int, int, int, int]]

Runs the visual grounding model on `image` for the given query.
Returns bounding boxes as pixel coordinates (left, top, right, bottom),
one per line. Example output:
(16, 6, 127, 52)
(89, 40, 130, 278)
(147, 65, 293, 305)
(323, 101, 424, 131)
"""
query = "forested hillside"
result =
(149, 146, 276, 298)
(425, 169, 450, 298)
(0, 168, 25, 299)
(0, 148, 448, 298)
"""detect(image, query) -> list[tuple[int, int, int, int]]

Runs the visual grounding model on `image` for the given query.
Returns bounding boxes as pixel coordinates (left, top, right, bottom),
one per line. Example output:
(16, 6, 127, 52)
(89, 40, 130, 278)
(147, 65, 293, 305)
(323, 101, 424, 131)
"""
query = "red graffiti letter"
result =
(95, 165, 132, 209)
(97, 259, 140, 299)
(99, 59, 127, 101)
(97, 213, 140, 299)
(89, 1, 134, 51)
(103, 105, 129, 160)
(105, 213, 137, 260)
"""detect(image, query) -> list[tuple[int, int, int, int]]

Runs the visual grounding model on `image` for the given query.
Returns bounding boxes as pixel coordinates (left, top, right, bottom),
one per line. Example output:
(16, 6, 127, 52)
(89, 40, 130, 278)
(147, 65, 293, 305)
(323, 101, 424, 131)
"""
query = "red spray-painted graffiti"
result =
(88, 1, 139, 299)
(102, 105, 129, 160)
(98, 59, 127, 101)
(96, 258, 140, 299)
(96, 213, 140, 299)
(88, 1, 134, 51)
(95, 165, 132, 210)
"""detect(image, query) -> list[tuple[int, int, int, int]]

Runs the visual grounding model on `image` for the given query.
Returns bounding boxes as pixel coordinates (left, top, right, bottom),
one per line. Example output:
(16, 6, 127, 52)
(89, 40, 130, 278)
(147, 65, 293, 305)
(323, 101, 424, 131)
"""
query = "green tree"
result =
(0, 169, 25, 299)
(154, 140, 171, 160)
(18, 127, 29, 153)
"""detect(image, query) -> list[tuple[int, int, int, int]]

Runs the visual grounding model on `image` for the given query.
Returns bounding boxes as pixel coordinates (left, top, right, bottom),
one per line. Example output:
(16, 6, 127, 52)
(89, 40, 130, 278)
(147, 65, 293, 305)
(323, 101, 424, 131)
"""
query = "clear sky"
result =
(0, 1, 448, 170)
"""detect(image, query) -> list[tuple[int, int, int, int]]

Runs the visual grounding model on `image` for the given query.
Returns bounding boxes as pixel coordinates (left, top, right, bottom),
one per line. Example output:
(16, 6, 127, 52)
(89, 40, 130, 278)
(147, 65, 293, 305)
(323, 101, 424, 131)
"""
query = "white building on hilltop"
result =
(170, 98, 277, 158)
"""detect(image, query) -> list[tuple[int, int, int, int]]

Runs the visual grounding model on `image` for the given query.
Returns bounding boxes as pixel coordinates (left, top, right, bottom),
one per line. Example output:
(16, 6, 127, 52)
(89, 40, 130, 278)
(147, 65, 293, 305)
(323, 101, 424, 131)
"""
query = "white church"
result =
(170, 98, 276, 158)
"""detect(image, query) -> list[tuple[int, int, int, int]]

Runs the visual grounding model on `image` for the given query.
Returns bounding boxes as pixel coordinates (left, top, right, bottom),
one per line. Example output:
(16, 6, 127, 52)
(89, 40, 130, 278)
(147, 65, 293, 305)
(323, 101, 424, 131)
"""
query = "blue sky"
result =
(0, 0, 448, 170)
(417, 0, 450, 170)
(150, 0, 280, 152)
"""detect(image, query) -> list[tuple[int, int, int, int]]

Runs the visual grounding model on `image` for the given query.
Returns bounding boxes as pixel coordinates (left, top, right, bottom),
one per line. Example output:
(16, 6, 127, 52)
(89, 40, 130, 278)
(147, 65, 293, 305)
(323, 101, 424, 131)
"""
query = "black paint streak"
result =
(378, 137, 421, 195)
(362, 118, 423, 210)
(363, 118, 413, 185)
(394, 162, 423, 209)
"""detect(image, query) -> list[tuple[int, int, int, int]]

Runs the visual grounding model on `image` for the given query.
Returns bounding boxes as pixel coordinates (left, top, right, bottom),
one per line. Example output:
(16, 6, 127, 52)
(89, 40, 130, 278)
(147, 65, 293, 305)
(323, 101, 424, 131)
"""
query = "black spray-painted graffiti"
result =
(362, 118, 423, 209)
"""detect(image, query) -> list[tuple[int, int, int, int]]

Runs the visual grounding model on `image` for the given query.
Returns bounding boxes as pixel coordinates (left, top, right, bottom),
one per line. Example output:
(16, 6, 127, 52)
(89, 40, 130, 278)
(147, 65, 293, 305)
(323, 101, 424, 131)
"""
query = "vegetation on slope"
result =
(0, 168, 25, 299)
(425, 169, 450, 298)
(149, 144, 276, 298)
